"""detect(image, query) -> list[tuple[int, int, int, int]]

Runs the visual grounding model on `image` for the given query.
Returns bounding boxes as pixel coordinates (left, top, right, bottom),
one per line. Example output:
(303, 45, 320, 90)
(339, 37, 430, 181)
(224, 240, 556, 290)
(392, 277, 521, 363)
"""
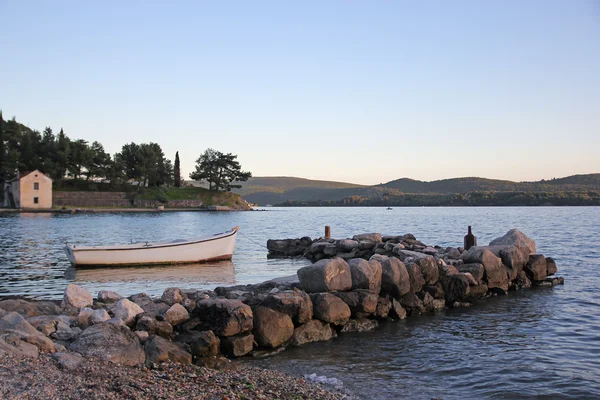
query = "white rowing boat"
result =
(64, 226, 239, 267)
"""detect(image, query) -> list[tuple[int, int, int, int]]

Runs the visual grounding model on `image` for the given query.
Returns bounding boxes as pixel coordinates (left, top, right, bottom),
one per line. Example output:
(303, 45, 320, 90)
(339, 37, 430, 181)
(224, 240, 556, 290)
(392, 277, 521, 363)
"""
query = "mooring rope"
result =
(238, 231, 270, 250)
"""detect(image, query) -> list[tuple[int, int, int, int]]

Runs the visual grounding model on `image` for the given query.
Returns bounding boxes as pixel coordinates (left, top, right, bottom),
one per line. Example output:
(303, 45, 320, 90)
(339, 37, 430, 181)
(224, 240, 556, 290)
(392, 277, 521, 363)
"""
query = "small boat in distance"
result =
(386, 207, 393, 210)
(64, 227, 239, 268)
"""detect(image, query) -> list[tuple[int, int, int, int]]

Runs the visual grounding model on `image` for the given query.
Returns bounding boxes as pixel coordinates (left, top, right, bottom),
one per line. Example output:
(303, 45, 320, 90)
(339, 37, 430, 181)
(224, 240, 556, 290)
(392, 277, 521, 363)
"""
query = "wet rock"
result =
(348, 258, 382, 294)
(525, 254, 548, 281)
(175, 330, 220, 358)
(260, 289, 313, 325)
(332, 290, 378, 318)
(69, 322, 145, 366)
(400, 292, 425, 316)
(195, 355, 232, 370)
(220, 332, 254, 357)
(144, 335, 192, 365)
(114, 299, 144, 326)
(389, 299, 407, 320)
(340, 318, 378, 333)
(432, 299, 446, 310)
(193, 299, 253, 337)
(464, 284, 488, 302)
(546, 257, 558, 276)
(52, 352, 84, 370)
(419, 292, 435, 312)
(267, 237, 313, 256)
(514, 270, 532, 289)
(375, 297, 392, 319)
(0, 299, 61, 317)
(61, 284, 93, 311)
(164, 303, 190, 326)
(252, 306, 294, 349)
(161, 287, 184, 306)
(297, 257, 352, 293)
(290, 320, 336, 346)
(97, 290, 123, 303)
(310, 293, 351, 326)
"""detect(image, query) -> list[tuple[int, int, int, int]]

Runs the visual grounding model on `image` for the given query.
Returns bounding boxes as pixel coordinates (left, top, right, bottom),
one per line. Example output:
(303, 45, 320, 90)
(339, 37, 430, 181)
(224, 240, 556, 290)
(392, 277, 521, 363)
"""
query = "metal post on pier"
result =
(324, 225, 331, 239)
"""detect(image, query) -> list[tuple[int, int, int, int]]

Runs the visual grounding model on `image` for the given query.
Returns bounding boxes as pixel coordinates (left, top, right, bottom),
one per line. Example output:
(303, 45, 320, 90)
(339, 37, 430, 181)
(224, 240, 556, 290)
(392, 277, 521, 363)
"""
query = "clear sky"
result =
(1, 0, 599, 185)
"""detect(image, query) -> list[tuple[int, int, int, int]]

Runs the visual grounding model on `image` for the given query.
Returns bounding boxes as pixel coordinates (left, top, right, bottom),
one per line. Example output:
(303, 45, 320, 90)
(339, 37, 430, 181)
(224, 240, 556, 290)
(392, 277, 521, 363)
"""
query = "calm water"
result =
(1, 207, 599, 399)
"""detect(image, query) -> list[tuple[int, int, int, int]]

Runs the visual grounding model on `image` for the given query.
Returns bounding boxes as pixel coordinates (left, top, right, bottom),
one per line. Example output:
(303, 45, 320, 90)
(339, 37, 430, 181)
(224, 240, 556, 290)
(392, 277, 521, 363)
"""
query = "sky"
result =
(1, 0, 599, 185)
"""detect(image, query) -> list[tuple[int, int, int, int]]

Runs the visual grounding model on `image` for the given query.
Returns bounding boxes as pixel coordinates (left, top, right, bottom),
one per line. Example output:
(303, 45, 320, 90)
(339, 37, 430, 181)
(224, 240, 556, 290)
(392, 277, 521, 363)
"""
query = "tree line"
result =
(0, 113, 251, 196)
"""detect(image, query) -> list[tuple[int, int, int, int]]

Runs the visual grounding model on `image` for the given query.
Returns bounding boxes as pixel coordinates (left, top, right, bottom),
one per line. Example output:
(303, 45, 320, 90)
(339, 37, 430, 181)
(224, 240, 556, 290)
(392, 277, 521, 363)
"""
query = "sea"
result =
(1, 206, 599, 399)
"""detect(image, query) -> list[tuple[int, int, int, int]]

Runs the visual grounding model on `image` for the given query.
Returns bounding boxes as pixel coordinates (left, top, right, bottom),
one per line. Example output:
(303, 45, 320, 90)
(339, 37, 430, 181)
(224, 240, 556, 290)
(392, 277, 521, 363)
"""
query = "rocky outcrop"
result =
(164, 303, 190, 326)
(174, 330, 220, 358)
(489, 228, 536, 255)
(260, 289, 313, 325)
(220, 332, 254, 357)
(144, 335, 192, 365)
(332, 290, 378, 318)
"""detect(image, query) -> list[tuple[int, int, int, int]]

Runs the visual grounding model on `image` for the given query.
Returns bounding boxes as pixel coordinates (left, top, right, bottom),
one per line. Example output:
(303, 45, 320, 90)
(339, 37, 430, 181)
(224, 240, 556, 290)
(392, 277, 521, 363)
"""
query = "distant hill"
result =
(236, 174, 600, 205)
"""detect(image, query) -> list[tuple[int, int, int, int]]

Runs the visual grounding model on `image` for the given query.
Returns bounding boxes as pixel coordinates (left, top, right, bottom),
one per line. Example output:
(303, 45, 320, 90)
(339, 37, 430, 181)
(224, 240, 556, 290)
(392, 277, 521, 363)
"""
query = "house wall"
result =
(20, 172, 52, 209)
(2, 181, 20, 208)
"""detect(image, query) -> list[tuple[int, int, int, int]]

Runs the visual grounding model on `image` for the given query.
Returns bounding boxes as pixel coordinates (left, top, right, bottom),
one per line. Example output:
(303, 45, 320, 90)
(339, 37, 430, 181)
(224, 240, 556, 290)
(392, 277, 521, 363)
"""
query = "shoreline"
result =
(0, 207, 253, 214)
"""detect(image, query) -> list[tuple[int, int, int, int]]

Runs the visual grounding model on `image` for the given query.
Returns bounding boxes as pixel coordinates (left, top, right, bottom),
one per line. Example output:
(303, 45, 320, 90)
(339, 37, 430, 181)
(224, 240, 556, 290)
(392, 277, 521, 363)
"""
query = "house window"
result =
(33, 197, 39, 204)
(34, 182, 39, 190)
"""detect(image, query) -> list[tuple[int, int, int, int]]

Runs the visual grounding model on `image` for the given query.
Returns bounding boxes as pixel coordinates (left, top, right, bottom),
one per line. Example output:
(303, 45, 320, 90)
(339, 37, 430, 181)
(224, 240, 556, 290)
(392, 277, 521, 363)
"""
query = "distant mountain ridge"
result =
(236, 174, 600, 205)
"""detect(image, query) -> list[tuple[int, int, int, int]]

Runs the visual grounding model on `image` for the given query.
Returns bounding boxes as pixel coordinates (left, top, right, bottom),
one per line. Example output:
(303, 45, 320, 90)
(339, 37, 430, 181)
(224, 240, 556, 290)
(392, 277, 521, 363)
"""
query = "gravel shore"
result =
(0, 348, 347, 400)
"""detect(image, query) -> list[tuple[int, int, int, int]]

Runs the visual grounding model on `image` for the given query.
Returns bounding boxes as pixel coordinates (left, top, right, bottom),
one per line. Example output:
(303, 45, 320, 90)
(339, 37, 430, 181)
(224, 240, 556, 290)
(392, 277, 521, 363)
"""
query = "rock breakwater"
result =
(0, 229, 563, 396)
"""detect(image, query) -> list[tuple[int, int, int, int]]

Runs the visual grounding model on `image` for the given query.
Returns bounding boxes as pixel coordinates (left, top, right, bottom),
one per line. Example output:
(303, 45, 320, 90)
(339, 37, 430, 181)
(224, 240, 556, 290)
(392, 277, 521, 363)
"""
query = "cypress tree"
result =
(174, 151, 181, 187)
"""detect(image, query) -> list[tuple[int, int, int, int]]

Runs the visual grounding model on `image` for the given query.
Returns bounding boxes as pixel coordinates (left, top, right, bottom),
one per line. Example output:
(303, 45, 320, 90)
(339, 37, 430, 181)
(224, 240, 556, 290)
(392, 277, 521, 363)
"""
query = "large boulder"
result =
(260, 289, 313, 325)
(414, 256, 439, 285)
(61, 284, 93, 310)
(290, 320, 336, 346)
(135, 314, 173, 339)
(52, 352, 85, 370)
(252, 306, 294, 348)
(405, 263, 426, 293)
(461, 248, 508, 292)
(378, 256, 410, 299)
(0, 312, 56, 352)
(69, 322, 145, 366)
(375, 297, 391, 319)
(336, 239, 360, 252)
(0, 299, 61, 317)
(332, 290, 378, 318)
(267, 237, 313, 256)
(114, 299, 144, 326)
(389, 299, 407, 320)
(0, 334, 40, 358)
(164, 303, 190, 326)
(297, 258, 352, 293)
(174, 330, 220, 358)
(193, 299, 253, 337)
(352, 233, 383, 242)
(348, 258, 382, 294)
(144, 335, 192, 365)
(489, 229, 536, 255)
(220, 332, 254, 357)
(525, 255, 548, 281)
(310, 293, 351, 325)
(131, 295, 170, 318)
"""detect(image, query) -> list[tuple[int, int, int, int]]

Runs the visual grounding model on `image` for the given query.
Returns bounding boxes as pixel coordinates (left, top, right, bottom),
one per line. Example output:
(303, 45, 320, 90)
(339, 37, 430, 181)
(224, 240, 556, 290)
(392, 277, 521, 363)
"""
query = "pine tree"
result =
(174, 151, 181, 187)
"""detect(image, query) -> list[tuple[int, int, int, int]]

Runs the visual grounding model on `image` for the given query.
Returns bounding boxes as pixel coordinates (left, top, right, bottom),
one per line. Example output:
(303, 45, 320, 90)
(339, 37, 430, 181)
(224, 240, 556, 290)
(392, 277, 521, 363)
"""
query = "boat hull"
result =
(64, 228, 238, 267)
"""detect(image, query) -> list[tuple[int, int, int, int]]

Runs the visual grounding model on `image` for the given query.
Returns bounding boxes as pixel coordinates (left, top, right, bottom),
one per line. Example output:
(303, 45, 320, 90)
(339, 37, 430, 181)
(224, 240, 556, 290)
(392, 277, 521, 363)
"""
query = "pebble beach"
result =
(0, 348, 346, 400)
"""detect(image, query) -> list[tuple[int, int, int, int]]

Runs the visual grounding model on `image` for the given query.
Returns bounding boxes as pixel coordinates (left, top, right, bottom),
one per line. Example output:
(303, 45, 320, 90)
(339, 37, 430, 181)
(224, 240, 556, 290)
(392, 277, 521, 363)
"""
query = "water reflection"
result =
(66, 261, 235, 285)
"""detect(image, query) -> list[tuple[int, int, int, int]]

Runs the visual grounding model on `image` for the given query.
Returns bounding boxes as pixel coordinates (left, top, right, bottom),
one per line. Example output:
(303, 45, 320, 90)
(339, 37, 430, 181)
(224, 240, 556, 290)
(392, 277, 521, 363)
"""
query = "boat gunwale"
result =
(66, 228, 238, 253)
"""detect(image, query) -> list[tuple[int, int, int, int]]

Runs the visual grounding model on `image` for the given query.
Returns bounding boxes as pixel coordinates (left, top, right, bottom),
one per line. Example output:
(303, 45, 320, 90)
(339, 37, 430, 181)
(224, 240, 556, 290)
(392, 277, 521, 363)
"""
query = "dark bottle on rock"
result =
(464, 226, 477, 250)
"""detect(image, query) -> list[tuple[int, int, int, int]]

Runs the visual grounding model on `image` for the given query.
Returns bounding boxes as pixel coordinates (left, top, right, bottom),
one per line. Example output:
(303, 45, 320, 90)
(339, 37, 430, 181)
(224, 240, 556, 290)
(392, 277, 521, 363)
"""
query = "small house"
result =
(2, 170, 53, 209)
